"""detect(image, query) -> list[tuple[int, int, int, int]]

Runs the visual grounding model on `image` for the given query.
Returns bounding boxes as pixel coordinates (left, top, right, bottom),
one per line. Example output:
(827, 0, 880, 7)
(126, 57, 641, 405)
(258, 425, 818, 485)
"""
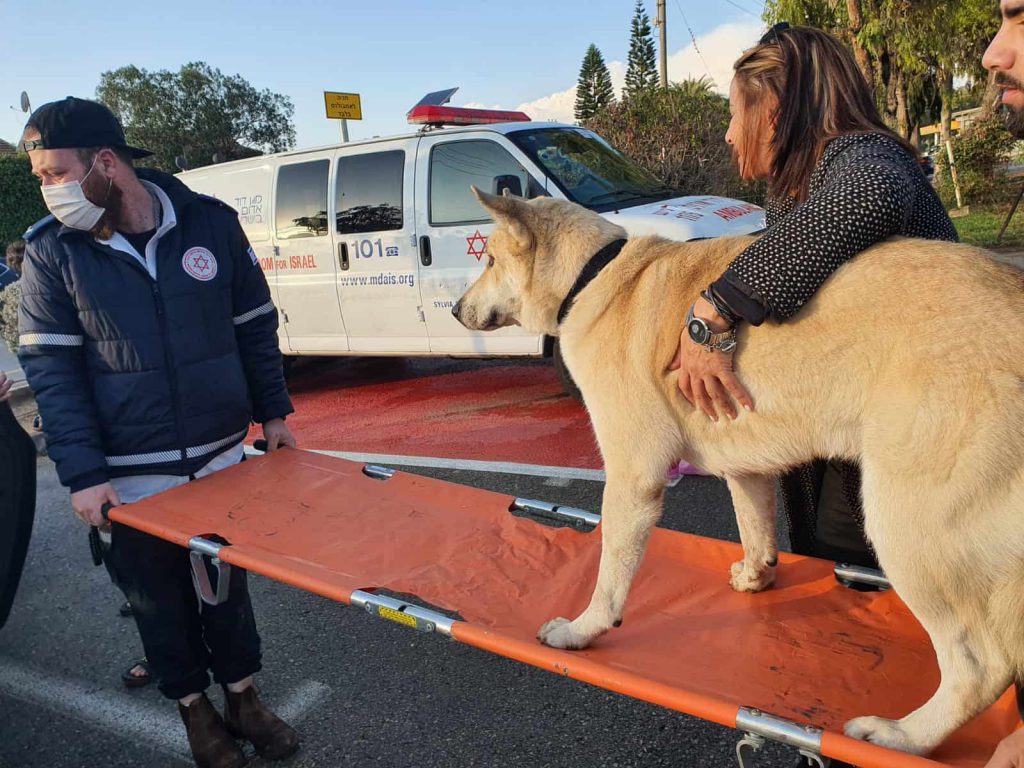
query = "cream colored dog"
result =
(454, 188, 1024, 756)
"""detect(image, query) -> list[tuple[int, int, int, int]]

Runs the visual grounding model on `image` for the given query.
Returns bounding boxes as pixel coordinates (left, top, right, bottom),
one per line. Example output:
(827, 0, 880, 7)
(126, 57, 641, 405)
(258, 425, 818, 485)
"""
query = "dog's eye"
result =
(487, 254, 495, 268)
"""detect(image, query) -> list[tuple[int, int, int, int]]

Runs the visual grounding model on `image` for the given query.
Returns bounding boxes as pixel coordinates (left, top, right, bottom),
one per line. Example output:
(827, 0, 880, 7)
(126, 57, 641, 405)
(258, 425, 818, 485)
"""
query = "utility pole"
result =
(655, 0, 668, 88)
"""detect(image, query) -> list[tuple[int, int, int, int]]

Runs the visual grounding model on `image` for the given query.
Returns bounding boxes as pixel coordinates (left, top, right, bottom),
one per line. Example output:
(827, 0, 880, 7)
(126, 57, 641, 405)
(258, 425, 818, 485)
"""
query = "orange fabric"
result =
(110, 449, 1020, 766)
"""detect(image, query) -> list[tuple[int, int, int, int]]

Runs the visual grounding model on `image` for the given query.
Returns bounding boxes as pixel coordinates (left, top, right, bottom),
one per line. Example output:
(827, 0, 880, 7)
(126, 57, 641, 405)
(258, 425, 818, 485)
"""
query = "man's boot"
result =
(223, 685, 299, 760)
(178, 694, 247, 768)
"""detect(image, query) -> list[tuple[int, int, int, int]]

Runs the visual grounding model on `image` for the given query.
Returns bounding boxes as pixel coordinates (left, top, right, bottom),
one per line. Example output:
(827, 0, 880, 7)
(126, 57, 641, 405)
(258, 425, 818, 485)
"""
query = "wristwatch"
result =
(686, 306, 737, 353)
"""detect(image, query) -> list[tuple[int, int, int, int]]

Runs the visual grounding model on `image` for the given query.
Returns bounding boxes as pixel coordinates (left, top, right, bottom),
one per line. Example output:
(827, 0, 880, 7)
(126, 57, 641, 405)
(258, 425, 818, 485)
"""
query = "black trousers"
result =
(110, 522, 262, 700)
(779, 459, 878, 568)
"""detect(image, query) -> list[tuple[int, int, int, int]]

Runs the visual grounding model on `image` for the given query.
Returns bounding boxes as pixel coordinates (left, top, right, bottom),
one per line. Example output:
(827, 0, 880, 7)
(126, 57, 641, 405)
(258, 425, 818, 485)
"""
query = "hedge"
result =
(0, 154, 48, 251)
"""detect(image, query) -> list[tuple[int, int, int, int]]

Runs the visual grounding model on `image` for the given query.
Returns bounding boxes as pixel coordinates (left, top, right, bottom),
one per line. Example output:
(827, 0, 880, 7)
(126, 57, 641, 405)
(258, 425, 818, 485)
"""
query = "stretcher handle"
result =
(100, 502, 114, 522)
(252, 439, 269, 453)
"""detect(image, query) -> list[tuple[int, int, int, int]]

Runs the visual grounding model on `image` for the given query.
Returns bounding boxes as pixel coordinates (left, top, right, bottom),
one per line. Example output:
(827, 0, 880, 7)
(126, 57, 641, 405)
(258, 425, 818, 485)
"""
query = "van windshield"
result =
(507, 127, 676, 211)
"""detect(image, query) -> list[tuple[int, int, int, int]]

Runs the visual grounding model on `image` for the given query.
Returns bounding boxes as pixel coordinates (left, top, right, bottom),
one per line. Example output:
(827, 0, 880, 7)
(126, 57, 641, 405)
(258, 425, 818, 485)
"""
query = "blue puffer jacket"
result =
(18, 169, 292, 492)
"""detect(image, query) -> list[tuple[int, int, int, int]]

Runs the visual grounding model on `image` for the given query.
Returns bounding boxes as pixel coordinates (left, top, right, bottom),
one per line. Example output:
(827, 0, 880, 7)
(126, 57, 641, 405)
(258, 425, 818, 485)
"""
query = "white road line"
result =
(276, 679, 331, 723)
(0, 657, 190, 759)
(0, 656, 329, 761)
(289, 449, 607, 481)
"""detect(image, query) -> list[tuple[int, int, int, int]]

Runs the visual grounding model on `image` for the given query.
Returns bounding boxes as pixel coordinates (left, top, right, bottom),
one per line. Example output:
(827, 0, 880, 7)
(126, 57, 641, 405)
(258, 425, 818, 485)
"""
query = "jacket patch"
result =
(182, 247, 218, 281)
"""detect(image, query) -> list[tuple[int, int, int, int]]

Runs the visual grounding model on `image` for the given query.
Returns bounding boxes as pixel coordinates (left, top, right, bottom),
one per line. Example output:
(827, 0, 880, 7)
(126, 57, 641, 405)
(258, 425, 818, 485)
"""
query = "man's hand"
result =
(70, 482, 120, 527)
(262, 418, 296, 452)
(670, 296, 754, 421)
(0, 371, 12, 403)
(985, 728, 1024, 768)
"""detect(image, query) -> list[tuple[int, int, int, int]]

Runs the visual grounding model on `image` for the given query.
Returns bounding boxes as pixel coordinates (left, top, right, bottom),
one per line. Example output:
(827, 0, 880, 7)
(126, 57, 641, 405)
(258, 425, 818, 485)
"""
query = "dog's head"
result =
(452, 188, 626, 336)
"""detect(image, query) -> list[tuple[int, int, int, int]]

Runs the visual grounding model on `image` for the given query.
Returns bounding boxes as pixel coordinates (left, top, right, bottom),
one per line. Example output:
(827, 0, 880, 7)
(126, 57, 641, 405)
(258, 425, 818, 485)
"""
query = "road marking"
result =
(0, 656, 328, 761)
(292, 449, 607, 481)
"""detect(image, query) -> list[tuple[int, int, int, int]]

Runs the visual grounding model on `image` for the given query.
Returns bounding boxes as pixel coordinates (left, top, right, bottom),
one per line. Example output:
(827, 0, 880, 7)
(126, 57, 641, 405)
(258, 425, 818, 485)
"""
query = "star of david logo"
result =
(466, 230, 488, 261)
(192, 253, 211, 274)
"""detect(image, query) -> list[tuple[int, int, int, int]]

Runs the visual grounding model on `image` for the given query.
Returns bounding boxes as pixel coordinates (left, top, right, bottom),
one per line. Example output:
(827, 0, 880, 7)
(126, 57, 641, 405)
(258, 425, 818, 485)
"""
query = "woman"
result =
(674, 24, 958, 568)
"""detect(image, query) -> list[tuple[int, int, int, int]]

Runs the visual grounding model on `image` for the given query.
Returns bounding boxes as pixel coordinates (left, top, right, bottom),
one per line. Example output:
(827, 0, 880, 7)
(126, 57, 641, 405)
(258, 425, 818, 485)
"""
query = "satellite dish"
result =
(19, 92, 30, 114)
(211, 152, 223, 164)
(175, 155, 189, 171)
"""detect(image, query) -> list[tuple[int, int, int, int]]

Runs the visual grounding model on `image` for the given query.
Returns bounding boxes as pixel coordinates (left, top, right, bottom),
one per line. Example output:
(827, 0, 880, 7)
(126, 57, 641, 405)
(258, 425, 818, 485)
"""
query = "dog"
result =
(453, 187, 1024, 756)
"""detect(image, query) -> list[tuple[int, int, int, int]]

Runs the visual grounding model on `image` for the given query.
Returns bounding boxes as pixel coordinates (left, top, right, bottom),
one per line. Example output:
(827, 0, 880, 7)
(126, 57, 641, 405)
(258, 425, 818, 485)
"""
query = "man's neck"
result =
(116, 179, 159, 234)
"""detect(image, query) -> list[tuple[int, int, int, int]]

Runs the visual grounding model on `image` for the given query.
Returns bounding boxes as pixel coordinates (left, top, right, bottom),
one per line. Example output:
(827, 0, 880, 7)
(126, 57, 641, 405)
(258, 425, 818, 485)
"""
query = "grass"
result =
(952, 202, 1024, 249)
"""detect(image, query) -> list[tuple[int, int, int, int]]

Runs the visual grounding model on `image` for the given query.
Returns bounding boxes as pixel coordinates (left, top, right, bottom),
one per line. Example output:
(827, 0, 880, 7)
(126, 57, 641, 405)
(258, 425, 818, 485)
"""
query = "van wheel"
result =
(552, 340, 582, 402)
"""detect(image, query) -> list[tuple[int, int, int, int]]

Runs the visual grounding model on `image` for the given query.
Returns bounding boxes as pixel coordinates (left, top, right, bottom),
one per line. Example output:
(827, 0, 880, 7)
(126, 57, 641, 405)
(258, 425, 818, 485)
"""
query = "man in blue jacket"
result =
(18, 97, 298, 768)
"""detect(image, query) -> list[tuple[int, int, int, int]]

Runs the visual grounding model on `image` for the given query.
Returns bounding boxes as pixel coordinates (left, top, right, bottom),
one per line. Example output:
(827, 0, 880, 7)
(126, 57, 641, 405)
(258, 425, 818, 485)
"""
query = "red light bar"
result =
(408, 105, 531, 126)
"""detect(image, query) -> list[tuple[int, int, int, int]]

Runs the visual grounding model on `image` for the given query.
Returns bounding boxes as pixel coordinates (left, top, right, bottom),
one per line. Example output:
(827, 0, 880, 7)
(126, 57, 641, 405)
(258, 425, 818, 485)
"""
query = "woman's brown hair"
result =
(733, 25, 916, 202)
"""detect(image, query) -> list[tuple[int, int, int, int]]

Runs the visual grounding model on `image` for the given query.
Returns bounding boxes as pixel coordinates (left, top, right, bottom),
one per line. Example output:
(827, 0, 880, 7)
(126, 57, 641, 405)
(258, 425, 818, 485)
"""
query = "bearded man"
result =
(18, 97, 298, 768)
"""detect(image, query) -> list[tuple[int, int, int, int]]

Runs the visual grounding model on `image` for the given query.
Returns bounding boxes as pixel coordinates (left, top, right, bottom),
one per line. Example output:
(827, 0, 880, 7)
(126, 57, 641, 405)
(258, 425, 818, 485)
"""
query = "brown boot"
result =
(223, 685, 299, 760)
(178, 694, 247, 768)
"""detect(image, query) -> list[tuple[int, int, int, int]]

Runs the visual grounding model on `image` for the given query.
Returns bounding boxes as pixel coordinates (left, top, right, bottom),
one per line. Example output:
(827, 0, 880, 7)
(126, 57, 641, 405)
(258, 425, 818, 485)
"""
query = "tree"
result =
(584, 80, 761, 202)
(97, 62, 296, 172)
(763, 0, 998, 141)
(575, 45, 616, 122)
(0, 154, 48, 249)
(624, 1, 659, 100)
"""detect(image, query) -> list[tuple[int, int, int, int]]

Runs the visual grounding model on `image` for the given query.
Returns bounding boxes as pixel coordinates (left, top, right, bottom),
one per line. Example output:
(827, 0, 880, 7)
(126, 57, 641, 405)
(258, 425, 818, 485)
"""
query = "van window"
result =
(275, 160, 329, 239)
(429, 141, 534, 226)
(336, 151, 404, 234)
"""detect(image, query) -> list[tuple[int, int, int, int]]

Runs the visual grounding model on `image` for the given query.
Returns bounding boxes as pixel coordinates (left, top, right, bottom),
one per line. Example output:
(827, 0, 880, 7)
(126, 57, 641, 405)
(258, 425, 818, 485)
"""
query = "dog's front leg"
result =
(725, 474, 778, 592)
(538, 473, 664, 650)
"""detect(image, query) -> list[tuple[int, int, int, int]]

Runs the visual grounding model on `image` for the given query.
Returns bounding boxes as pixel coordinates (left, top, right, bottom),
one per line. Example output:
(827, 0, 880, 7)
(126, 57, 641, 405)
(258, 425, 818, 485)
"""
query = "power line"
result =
(721, 0, 761, 18)
(672, 0, 717, 86)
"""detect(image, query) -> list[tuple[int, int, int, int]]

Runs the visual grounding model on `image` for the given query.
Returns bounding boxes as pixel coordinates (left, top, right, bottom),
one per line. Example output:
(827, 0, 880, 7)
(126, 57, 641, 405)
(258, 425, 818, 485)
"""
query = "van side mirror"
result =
(492, 175, 523, 198)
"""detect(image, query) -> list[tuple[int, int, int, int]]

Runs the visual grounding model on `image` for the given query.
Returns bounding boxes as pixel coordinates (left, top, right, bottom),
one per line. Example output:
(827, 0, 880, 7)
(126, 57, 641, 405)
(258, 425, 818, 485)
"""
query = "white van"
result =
(178, 104, 765, 383)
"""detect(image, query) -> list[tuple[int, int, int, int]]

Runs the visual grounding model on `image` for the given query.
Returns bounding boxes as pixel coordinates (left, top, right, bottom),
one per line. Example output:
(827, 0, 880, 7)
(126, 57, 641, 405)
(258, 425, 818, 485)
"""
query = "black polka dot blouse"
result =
(712, 132, 958, 324)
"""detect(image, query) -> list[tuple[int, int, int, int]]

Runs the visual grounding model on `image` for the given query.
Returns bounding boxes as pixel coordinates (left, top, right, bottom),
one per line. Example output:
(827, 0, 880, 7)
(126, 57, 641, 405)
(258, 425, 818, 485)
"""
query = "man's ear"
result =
(471, 186, 533, 249)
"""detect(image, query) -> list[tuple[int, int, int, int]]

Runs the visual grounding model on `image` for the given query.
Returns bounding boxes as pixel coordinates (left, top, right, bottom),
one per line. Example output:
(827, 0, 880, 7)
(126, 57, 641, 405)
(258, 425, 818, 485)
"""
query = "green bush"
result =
(584, 81, 764, 204)
(934, 113, 1019, 207)
(0, 154, 47, 250)
(0, 281, 21, 354)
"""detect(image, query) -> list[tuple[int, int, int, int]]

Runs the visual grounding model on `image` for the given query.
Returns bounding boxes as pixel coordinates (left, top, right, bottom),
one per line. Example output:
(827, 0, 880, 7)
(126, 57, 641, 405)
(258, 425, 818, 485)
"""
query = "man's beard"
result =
(995, 73, 1024, 138)
(81, 175, 124, 240)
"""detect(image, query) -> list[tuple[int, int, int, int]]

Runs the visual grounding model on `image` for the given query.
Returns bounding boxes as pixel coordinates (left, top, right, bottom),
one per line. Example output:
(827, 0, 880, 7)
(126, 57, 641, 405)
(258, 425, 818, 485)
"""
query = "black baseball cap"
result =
(20, 96, 153, 159)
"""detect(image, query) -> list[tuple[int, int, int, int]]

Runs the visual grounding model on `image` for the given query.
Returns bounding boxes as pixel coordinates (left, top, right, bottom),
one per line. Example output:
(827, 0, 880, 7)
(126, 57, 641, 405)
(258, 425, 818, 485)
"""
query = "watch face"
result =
(687, 318, 709, 345)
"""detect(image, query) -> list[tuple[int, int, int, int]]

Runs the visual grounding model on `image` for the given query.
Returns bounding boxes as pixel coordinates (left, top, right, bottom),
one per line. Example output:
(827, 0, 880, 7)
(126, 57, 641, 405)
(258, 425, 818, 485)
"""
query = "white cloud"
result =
(512, 19, 764, 124)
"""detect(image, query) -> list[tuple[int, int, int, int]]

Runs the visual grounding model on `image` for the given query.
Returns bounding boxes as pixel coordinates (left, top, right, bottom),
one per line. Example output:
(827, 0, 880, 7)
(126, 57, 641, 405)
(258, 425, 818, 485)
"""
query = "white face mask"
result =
(40, 156, 109, 230)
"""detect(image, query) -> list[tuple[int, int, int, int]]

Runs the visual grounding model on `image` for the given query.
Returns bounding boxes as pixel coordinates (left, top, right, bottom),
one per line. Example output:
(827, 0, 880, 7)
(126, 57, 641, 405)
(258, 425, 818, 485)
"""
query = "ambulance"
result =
(177, 95, 765, 390)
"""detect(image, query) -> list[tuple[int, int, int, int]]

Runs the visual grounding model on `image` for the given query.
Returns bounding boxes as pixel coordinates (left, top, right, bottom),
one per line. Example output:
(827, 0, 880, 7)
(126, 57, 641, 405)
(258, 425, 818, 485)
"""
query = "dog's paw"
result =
(538, 617, 592, 650)
(844, 716, 923, 754)
(729, 559, 776, 593)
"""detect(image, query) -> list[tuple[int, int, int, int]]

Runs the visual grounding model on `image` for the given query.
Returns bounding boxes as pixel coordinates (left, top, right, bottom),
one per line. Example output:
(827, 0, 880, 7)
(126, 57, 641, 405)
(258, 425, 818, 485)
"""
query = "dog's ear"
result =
(471, 186, 533, 250)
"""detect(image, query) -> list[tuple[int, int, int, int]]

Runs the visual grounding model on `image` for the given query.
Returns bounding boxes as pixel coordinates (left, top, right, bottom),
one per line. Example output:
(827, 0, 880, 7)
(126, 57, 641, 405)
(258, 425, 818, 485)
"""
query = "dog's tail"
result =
(989, 560, 1024, 683)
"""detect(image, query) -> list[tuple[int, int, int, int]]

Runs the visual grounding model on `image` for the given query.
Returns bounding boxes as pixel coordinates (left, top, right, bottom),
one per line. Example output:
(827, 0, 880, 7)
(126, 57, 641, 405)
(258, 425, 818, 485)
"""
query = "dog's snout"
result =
(451, 300, 462, 318)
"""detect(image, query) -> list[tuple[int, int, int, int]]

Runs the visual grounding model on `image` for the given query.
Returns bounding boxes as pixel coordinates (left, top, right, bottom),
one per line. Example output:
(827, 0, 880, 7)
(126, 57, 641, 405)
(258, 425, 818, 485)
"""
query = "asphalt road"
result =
(0, 457, 802, 768)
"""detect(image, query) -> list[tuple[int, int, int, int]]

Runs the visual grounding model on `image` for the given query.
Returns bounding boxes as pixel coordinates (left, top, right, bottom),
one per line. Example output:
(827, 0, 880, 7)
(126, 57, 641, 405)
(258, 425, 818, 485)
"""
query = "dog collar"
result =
(557, 238, 628, 325)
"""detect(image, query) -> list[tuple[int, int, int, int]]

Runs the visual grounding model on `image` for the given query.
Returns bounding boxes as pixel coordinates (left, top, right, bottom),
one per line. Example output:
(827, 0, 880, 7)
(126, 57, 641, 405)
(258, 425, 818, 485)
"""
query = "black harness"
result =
(556, 238, 627, 325)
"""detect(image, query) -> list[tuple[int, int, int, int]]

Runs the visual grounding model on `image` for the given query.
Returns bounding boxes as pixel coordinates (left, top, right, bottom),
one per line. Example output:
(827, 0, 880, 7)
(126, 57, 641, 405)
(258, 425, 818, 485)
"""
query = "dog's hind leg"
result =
(844, 484, 1014, 753)
(726, 474, 778, 592)
(538, 469, 665, 650)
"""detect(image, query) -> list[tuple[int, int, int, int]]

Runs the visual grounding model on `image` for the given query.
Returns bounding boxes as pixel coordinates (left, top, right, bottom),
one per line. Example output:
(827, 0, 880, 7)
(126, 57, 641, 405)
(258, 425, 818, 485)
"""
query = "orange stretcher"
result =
(109, 449, 1020, 768)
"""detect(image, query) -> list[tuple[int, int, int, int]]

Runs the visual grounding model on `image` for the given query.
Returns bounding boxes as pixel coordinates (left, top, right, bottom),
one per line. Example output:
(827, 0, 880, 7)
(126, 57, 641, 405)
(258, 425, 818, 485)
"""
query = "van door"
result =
(333, 141, 428, 352)
(413, 133, 545, 355)
(272, 152, 349, 353)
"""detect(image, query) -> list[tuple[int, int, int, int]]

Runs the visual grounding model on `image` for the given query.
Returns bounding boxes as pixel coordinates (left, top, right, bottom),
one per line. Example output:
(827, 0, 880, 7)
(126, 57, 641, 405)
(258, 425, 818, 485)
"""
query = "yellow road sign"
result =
(324, 92, 362, 120)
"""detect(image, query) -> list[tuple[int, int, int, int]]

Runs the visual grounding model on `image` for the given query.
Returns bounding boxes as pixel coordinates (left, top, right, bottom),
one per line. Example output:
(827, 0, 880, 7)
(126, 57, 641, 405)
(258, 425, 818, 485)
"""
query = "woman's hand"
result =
(985, 728, 1024, 768)
(0, 372, 11, 403)
(670, 296, 754, 421)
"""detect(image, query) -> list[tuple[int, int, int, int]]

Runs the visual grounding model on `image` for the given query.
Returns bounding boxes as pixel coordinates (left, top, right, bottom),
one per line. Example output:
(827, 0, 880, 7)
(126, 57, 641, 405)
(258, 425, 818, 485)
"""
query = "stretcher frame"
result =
(109, 450, 1020, 768)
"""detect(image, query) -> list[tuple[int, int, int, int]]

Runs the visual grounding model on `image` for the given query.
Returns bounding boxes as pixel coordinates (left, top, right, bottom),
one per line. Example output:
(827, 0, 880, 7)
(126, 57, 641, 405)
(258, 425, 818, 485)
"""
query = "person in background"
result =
(981, 5, 1024, 764)
(0, 240, 24, 288)
(18, 97, 298, 768)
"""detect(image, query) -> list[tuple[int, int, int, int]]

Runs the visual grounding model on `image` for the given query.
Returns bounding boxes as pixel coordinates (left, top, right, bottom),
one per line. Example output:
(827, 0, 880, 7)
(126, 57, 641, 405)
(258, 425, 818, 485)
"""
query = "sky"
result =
(0, 0, 766, 150)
